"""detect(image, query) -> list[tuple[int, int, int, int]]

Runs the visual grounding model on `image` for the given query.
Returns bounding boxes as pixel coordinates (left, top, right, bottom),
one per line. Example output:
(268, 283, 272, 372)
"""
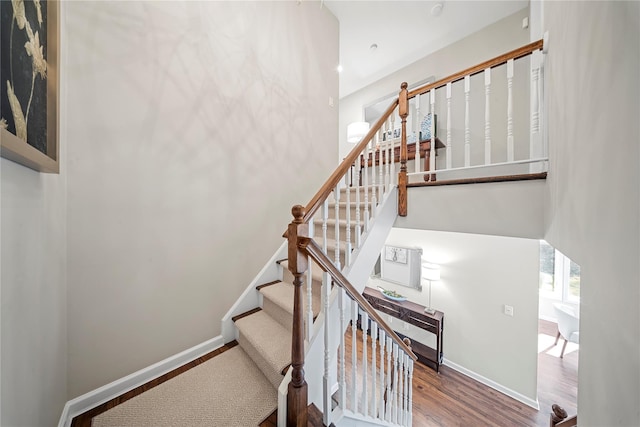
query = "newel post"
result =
(398, 82, 409, 216)
(287, 205, 309, 427)
(549, 404, 568, 427)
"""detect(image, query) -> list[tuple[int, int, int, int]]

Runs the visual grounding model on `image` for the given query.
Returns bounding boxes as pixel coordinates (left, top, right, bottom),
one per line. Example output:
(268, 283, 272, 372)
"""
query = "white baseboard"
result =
(57, 335, 225, 427)
(442, 358, 540, 410)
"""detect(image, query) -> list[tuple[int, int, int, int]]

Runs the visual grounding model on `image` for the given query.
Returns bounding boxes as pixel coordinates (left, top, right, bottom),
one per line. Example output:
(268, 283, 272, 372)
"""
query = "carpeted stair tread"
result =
(260, 281, 321, 318)
(92, 346, 277, 427)
(235, 310, 291, 388)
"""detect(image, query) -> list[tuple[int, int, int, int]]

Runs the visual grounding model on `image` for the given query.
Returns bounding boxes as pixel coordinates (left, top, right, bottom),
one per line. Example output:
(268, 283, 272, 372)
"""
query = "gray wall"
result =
(543, 1, 640, 425)
(63, 0, 338, 398)
(395, 179, 545, 239)
(1, 157, 68, 426)
(379, 228, 540, 403)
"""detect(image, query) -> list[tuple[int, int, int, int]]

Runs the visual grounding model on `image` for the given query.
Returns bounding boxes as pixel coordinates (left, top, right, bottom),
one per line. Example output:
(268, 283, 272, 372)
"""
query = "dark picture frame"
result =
(1, 0, 59, 173)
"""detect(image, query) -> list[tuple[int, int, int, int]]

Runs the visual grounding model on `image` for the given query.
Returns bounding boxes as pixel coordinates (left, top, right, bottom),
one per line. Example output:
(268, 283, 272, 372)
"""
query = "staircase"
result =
(226, 185, 397, 426)
(222, 39, 547, 427)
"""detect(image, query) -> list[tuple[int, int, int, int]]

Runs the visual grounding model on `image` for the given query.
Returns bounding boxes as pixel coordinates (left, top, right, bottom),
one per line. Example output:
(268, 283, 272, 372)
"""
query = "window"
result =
(539, 240, 580, 303)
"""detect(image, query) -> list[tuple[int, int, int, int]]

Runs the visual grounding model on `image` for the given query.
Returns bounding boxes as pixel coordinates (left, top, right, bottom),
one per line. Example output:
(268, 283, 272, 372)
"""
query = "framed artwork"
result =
(385, 245, 408, 264)
(1, 0, 59, 173)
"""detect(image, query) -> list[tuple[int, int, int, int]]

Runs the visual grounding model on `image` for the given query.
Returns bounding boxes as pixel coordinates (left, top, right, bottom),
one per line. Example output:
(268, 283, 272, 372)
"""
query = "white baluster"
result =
(465, 75, 471, 167)
(371, 321, 378, 418)
(333, 185, 340, 270)
(378, 129, 384, 205)
(415, 94, 421, 174)
(371, 131, 378, 221)
(390, 114, 396, 185)
(385, 336, 392, 422)
(392, 343, 399, 425)
(351, 299, 358, 413)
(344, 174, 352, 267)
(403, 353, 409, 426)
(429, 89, 436, 177)
(363, 140, 370, 231)
(507, 59, 514, 162)
(379, 330, 386, 420)
(396, 348, 403, 425)
(306, 216, 314, 342)
(322, 286, 331, 425)
(530, 50, 542, 167)
(446, 82, 452, 169)
(484, 67, 491, 165)
(322, 200, 328, 253)
(385, 118, 391, 191)
(338, 289, 347, 408)
(408, 358, 414, 427)
(361, 311, 369, 416)
(532, 55, 540, 135)
(321, 200, 329, 346)
(354, 152, 362, 249)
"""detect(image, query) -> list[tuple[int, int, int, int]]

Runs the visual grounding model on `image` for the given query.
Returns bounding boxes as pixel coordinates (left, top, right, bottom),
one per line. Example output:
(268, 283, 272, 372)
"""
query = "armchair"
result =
(553, 303, 580, 358)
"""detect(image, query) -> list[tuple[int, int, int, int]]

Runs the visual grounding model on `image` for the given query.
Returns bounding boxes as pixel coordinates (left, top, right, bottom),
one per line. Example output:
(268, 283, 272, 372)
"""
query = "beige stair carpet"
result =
(235, 310, 291, 389)
(92, 346, 276, 427)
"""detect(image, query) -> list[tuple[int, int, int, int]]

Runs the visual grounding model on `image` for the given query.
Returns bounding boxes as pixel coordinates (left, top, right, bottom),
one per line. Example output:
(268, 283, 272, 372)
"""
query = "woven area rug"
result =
(92, 346, 277, 427)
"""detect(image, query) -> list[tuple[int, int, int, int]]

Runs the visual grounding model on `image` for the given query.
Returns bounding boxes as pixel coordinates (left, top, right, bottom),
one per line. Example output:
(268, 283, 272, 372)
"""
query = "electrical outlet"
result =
(403, 322, 410, 331)
(328, 96, 334, 107)
(504, 305, 514, 316)
(386, 315, 393, 323)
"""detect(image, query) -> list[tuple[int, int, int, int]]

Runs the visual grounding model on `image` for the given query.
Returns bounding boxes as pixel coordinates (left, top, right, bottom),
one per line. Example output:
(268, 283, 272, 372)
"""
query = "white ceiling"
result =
(323, 0, 529, 98)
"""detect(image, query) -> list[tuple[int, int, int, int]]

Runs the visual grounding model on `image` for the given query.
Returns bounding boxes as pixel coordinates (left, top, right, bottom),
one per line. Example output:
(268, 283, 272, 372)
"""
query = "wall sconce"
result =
(422, 261, 441, 314)
(347, 121, 370, 143)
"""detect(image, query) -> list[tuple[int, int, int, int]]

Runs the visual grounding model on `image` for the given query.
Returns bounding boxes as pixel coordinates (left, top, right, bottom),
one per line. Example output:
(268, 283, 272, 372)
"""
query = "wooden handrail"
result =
(300, 237, 417, 360)
(407, 39, 544, 99)
(555, 416, 577, 427)
(301, 99, 399, 224)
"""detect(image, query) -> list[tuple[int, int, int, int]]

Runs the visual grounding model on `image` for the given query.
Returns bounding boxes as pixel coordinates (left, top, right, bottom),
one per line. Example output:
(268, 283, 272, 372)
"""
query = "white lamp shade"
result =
(422, 262, 440, 281)
(347, 121, 370, 143)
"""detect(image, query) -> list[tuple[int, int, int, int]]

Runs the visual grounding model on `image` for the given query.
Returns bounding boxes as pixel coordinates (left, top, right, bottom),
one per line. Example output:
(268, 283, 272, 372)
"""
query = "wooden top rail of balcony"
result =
(407, 39, 544, 99)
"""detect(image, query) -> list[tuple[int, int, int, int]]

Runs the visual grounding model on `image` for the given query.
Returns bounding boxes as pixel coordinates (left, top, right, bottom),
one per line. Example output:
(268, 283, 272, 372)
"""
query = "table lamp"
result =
(422, 261, 440, 314)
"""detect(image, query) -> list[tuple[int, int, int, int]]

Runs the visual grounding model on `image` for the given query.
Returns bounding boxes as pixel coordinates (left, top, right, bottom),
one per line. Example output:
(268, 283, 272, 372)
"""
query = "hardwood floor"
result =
(409, 319, 577, 426)
(536, 319, 578, 422)
(340, 320, 577, 427)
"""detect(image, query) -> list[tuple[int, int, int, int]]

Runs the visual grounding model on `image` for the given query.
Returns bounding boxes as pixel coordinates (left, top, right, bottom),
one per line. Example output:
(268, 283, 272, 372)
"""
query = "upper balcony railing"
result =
(394, 39, 546, 213)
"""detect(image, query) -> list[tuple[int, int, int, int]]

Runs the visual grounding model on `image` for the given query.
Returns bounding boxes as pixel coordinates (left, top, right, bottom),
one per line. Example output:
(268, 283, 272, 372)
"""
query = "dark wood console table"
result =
(355, 138, 445, 184)
(363, 286, 444, 372)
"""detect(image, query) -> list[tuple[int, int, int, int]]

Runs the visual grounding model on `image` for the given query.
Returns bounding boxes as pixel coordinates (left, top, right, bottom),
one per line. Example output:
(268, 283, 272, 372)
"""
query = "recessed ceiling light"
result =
(431, 2, 444, 17)
(337, 64, 343, 73)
